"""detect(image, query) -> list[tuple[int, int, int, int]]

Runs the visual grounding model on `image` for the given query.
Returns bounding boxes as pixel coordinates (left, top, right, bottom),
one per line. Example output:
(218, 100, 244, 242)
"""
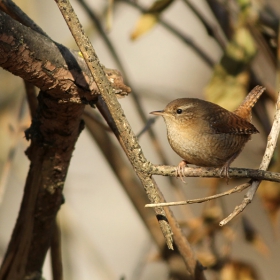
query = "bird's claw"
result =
(219, 164, 230, 184)
(176, 160, 188, 183)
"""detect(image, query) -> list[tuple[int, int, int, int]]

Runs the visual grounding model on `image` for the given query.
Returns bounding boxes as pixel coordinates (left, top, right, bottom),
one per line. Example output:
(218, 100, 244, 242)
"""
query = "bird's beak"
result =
(150, 110, 164, 116)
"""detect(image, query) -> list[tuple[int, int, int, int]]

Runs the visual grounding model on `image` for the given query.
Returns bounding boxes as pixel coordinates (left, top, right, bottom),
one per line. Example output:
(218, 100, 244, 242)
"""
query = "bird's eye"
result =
(176, 109, 182, 114)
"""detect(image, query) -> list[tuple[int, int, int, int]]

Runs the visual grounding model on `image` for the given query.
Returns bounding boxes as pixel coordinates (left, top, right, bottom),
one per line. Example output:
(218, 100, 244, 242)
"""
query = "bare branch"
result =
(0, 10, 129, 102)
(54, 0, 174, 251)
(151, 165, 280, 183)
(220, 89, 280, 226)
(146, 182, 250, 207)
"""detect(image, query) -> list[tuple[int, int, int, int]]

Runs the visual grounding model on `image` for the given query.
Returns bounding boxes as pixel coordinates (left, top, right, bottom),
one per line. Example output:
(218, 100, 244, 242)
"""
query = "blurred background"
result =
(0, 0, 280, 279)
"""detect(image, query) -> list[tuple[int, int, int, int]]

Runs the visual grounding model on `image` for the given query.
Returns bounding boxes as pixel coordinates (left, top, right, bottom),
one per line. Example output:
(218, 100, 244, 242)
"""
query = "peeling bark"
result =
(0, 10, 130, 103)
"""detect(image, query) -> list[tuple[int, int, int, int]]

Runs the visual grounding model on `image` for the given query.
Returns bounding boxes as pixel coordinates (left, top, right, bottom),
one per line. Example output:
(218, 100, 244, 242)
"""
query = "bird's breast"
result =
(165, 121, 250, 167)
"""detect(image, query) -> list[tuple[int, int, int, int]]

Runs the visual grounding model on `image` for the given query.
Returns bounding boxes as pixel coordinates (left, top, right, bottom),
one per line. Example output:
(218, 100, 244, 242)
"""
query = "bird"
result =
(150, 85, 265, 182)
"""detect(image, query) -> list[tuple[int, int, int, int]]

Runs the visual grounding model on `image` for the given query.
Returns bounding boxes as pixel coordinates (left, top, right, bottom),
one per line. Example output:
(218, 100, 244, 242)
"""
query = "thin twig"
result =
(220, 89, 280, 226)
(182, 0, 226, 49)
(219, 181, 258, 226)
(137, 117, 157, 138)
(146, 182, 250, 207)
(83, 107, 111, 132)
(54, 0, 174, 250)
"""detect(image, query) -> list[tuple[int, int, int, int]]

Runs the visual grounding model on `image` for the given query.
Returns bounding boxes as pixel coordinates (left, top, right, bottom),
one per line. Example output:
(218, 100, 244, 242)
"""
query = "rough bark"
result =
(0, 91, 84, 280)
(0, 10, 129, 103)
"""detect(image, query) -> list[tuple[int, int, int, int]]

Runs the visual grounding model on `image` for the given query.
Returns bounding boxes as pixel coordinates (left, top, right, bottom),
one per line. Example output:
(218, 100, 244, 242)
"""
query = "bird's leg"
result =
(219, 152, 239, 183)
(176, 160, 189, 183)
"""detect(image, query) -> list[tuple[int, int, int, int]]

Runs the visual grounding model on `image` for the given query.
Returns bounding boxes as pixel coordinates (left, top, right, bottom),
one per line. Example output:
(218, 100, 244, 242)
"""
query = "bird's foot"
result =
(176, 160, 188, 183)
(219, 163, 230, 184)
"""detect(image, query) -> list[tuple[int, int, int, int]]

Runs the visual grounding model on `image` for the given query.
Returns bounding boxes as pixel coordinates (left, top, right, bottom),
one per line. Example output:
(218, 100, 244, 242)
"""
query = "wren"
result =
(150, 85, 265, 181)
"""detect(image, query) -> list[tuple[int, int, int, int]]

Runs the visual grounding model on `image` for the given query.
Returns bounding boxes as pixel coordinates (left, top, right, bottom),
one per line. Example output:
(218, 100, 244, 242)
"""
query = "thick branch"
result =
(0, 10, 130, 102)
(0, 92, 85, 280)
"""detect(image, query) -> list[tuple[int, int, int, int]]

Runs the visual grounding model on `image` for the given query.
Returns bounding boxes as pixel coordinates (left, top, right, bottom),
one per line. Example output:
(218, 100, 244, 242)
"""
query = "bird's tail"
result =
(234, 85, 265, 121)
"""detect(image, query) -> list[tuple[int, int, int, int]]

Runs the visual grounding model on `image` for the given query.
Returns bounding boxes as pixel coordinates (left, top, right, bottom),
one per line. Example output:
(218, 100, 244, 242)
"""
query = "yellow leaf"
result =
(130, 14, 158, 41)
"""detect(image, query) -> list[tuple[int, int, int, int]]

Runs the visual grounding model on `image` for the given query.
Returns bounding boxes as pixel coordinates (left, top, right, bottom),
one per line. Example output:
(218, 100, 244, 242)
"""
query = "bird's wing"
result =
(208, 111, 259, 135)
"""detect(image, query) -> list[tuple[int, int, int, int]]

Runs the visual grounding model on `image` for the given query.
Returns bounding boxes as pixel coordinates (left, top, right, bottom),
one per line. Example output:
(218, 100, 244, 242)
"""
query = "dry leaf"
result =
(219, 260, 260, 280)
(130, 14, 158, 40)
